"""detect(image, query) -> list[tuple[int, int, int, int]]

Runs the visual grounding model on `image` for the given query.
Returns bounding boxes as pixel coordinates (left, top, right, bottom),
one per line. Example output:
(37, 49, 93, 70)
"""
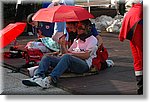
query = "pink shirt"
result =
(68, 35, 98, 68)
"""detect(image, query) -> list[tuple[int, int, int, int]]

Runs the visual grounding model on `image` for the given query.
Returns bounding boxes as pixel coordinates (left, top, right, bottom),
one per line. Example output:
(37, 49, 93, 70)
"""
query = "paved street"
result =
(1, 32, 138, 95)
(1, 68, 71, 95)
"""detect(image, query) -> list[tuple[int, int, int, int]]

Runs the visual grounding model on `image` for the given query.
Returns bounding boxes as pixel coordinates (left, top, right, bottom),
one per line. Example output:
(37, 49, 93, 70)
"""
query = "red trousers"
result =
(130, 24, 143, 76)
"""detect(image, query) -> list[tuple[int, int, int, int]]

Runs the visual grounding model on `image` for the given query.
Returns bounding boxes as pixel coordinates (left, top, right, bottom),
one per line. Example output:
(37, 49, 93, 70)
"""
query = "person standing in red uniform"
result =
(119, 2, 143, 94)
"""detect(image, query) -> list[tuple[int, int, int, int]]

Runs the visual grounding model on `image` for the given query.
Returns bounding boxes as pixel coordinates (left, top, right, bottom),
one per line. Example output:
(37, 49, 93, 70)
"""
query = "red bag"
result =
(92, 44, 108, 71)
(24, 48, 43, 65)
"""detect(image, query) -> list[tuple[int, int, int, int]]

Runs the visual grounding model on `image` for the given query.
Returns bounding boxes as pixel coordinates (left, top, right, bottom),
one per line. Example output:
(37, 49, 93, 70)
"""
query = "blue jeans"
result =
(35, 54, 89, 80)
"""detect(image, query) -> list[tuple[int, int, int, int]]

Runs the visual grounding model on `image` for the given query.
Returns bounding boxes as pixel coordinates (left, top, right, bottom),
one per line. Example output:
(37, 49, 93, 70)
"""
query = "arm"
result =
(61, 45, 69, 54)
(45, 51, 60, 56)
(60, 39, 90, 59)
(37, 30, 45, 38)
(70, 51, 90, 60)
(96, 35, 103, 47)
(59, 35, 69, 54)
(91, 24, 103, 46)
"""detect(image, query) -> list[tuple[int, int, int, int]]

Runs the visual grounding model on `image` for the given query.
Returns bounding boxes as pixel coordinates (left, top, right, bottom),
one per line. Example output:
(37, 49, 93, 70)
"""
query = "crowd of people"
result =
(17, 0, 143, 95)
(22, 0, 108, 88)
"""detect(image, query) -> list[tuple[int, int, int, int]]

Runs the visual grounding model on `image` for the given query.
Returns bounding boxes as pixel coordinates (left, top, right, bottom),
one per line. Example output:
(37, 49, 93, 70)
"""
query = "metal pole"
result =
(87, 0, 90, 12)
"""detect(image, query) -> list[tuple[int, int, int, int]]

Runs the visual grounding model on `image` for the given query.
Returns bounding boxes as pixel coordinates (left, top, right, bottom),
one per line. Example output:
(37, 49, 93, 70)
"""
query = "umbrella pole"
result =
(13, 1, 20, 48)
(87, 0, 90, 13)
(13, 38, 18, 47)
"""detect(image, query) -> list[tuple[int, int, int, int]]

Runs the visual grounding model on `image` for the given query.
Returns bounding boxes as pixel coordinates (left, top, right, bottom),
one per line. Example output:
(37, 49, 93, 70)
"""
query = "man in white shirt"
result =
(22, 20, 98, 88)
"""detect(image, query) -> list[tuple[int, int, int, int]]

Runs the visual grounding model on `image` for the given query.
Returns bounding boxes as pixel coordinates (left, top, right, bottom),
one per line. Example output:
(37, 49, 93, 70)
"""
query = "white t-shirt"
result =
(68, 35, 98, 68)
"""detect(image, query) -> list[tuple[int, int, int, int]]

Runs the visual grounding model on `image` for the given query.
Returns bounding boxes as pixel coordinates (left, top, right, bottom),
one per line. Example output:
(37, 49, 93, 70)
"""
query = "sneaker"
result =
(35, 77, 51, 89)
(22, 76, 41, 86)
(106, 60, 114, 68)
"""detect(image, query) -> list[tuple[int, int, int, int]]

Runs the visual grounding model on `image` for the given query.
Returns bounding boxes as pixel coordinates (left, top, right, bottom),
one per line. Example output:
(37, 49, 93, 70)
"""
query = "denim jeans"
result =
(35, 54, 89, 80)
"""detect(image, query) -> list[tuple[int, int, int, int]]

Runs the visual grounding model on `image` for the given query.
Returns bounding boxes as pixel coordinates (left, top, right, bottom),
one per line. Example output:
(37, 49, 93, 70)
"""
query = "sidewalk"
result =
(1, 32, 137, 95)
(1, 68, 71, 95)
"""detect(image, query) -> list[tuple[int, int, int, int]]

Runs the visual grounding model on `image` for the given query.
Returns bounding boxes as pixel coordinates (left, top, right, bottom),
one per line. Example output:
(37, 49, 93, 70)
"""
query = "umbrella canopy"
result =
(119, 3, 143, 41)
(32, 5, 94, 22)
(0, 22, 26, 48)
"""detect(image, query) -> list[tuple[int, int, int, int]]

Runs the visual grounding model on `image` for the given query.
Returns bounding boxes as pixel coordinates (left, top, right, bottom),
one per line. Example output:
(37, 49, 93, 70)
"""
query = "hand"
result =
(37, 30, 43, 38)
(61, 53, 73, 57)
(45, 52, 59, 56)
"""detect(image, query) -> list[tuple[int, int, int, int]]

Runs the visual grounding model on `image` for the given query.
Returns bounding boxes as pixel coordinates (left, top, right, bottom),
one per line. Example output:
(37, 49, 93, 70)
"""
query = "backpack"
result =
(92, 44, 108, 71)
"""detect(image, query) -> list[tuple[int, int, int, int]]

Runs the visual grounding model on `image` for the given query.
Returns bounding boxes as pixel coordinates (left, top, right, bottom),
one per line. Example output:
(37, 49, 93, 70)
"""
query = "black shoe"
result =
(136, 75, 143, 95)
(51, 77, 57, 87)
(22, 76, 41, 86)
(137, 86, 143, 95)
(22, 79, 38, 86)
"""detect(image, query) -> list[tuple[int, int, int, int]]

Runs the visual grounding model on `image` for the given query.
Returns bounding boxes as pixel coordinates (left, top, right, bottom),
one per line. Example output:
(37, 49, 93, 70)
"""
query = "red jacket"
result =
(119, 3, 143, 41)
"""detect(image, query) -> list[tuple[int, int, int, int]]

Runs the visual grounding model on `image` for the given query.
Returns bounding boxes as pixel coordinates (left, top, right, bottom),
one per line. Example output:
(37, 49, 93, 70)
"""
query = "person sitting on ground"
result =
(79, 19, 103, 47)
(22, 21, 98, 88)
(66, 20, 103, 47)
(25, 13, 60, 53)
(27, 13, 55, 38)
(66, 20, 108, 71)
(75, 20, 108, 71)
(66, 21, 78, 47)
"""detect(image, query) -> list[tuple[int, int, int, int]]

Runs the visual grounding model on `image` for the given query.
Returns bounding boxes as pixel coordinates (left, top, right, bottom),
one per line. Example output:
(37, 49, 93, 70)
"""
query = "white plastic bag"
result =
(25, 41, 49, 53)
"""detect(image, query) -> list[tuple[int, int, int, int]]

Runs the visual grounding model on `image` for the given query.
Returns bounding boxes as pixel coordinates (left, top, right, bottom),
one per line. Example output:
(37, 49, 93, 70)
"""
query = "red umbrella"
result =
(0, 22, 26, 48)
(32, 5, 94, 22)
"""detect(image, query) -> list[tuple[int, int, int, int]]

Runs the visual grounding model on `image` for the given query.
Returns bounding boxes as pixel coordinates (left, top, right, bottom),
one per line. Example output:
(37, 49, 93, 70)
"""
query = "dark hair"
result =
(53, 2, 60, 6)
(80, 19, 92, 31)
(27, 13, 35, 24)
(80, 19, 91, 27)
(67, 21, 78, 25)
